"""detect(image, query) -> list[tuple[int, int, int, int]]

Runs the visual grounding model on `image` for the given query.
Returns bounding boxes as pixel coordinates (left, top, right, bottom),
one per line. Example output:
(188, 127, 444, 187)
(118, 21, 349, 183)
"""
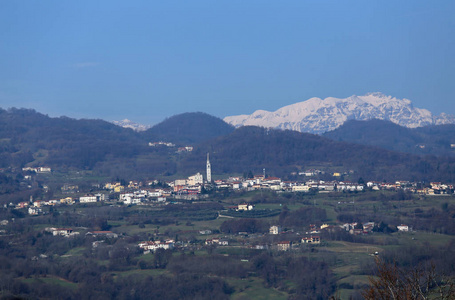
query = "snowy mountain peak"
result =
(112, 119, 151, 132)
(224, 93, 454, 134)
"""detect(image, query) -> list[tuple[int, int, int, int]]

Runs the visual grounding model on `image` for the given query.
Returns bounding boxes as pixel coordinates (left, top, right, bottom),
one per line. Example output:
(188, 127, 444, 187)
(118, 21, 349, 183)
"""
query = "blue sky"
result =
(1, 1, 454, 125)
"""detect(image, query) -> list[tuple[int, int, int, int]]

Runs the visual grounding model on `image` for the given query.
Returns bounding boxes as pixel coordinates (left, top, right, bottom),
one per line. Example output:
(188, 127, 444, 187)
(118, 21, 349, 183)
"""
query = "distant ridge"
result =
(224, 93, 455, 134)
(324, 119, 455, 156)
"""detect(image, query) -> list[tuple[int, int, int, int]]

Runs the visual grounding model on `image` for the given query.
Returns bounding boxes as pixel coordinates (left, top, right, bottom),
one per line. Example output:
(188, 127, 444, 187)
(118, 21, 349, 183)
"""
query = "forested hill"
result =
(323, 119, 455, 156)
(145, 112, 234, 144)
(0, 109, 234, 177)
(0, 108, 148, 169)
(182, 126, 455, 182)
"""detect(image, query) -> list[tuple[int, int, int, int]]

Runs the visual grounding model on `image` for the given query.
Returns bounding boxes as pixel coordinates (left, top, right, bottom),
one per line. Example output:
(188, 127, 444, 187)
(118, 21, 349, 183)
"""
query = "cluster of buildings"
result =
(12, 176, 455, 215)
(11, 153, 455, 215)
(45, 227, 80, 237)
(138, 239, 175, 253)
(22, 167, 52, 173)
(13, 197, 76, 214)
(148, 141, 193, 153)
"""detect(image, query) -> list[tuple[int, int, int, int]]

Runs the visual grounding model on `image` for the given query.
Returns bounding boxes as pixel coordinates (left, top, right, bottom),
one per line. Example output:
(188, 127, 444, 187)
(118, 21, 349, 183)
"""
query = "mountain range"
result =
(224, 92, 455, 134)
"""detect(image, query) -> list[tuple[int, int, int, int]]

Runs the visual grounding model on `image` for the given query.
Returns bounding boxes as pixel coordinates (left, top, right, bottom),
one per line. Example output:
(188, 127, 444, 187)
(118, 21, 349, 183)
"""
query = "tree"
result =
(363, 258, 455, 299)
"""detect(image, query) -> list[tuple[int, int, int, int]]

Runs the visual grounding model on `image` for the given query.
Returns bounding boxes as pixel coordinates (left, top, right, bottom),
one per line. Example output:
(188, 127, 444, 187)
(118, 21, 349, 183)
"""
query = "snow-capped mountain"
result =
(224, 93, 455, 134)
(112, 119, 151, 132)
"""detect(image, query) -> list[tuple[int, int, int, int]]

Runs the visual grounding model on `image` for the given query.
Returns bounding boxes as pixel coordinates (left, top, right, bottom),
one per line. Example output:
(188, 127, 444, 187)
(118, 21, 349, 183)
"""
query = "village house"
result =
(149, 141, 175, 147)
(128, 181, 140, 189)
(320, 224, 330, 230)
(28, 207, 42, 215)
(205, 238, 229, 246)
(47, 228, 74, 236)
(337, 181, 364, 192)
(37, 167, 51, 173)
(177, 146, 193, 152)
(147, 189, 163, 198)
(232, 182, 242, 190)
(22, 167, 51, 173)
(252, 244, 268, 250)
(114, 185, 124, 193)
(237, 203, 254, 211)
(341, 223, 358, 231)
(263, 177, 281, 185)
(86, 231, 119, 238)
(138, 240, 175, 252)
(16, 202, 29, 209)
(120, 191, 147, 205)
(80, 193, 106, 203)
(302, 236, 321, 244)
(363, 222, 375, 232)
(60, 197, 74, 205)
(269, 225, 282, 235)
(33, 200, 43, 207)
(277, 241, 291, 251)
(292, 185, 310, 192)
(199, 230, 212, 235)
(45, 199, 59, 206)
(79, 195, 97, 203)
(397, 224, 410, 232)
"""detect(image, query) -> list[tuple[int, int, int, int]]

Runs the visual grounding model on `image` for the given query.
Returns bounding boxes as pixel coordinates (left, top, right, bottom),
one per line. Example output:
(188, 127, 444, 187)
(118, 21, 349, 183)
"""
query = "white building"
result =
(28, 207, 42, 215)
(138, 240, 175, 252)
(80, 196, 97, 203)
(237, 204, 253, 211)
(79, 194, 105, 203)
(292, 185, 310, 192)
(188, 172, 204, 186)
(270, 225, 282, 235)
(397, 224, 410, 232)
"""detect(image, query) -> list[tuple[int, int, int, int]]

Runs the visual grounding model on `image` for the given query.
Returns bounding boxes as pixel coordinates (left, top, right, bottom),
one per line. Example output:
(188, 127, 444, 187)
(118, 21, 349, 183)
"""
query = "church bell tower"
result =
(206, 153, 212, 183)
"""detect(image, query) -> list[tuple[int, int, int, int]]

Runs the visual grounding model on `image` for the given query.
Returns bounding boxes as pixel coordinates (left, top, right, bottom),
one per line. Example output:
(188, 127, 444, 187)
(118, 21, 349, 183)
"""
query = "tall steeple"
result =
(206, 153, 212, 183)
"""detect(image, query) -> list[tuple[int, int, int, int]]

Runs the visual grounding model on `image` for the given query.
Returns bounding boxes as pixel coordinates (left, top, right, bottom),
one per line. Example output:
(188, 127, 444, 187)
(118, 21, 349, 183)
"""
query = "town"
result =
(5, 153, 452, 254)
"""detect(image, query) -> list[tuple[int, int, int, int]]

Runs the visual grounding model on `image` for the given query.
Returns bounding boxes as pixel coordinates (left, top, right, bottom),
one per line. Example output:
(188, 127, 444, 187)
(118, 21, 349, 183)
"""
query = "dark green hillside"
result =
(323, 119, 455, 156)
(145, 112, 234, 144)
(0, 108, 149, 170)
(182, 126, 455, 182)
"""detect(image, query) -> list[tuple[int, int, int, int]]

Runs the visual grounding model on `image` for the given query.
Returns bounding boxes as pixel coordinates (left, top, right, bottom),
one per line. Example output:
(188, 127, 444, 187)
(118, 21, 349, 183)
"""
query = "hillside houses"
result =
(138, 240, 175, 253)
(302, 236, 321, 244)
(205, 238, 229, 246)
(45, 227, 80, 237)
